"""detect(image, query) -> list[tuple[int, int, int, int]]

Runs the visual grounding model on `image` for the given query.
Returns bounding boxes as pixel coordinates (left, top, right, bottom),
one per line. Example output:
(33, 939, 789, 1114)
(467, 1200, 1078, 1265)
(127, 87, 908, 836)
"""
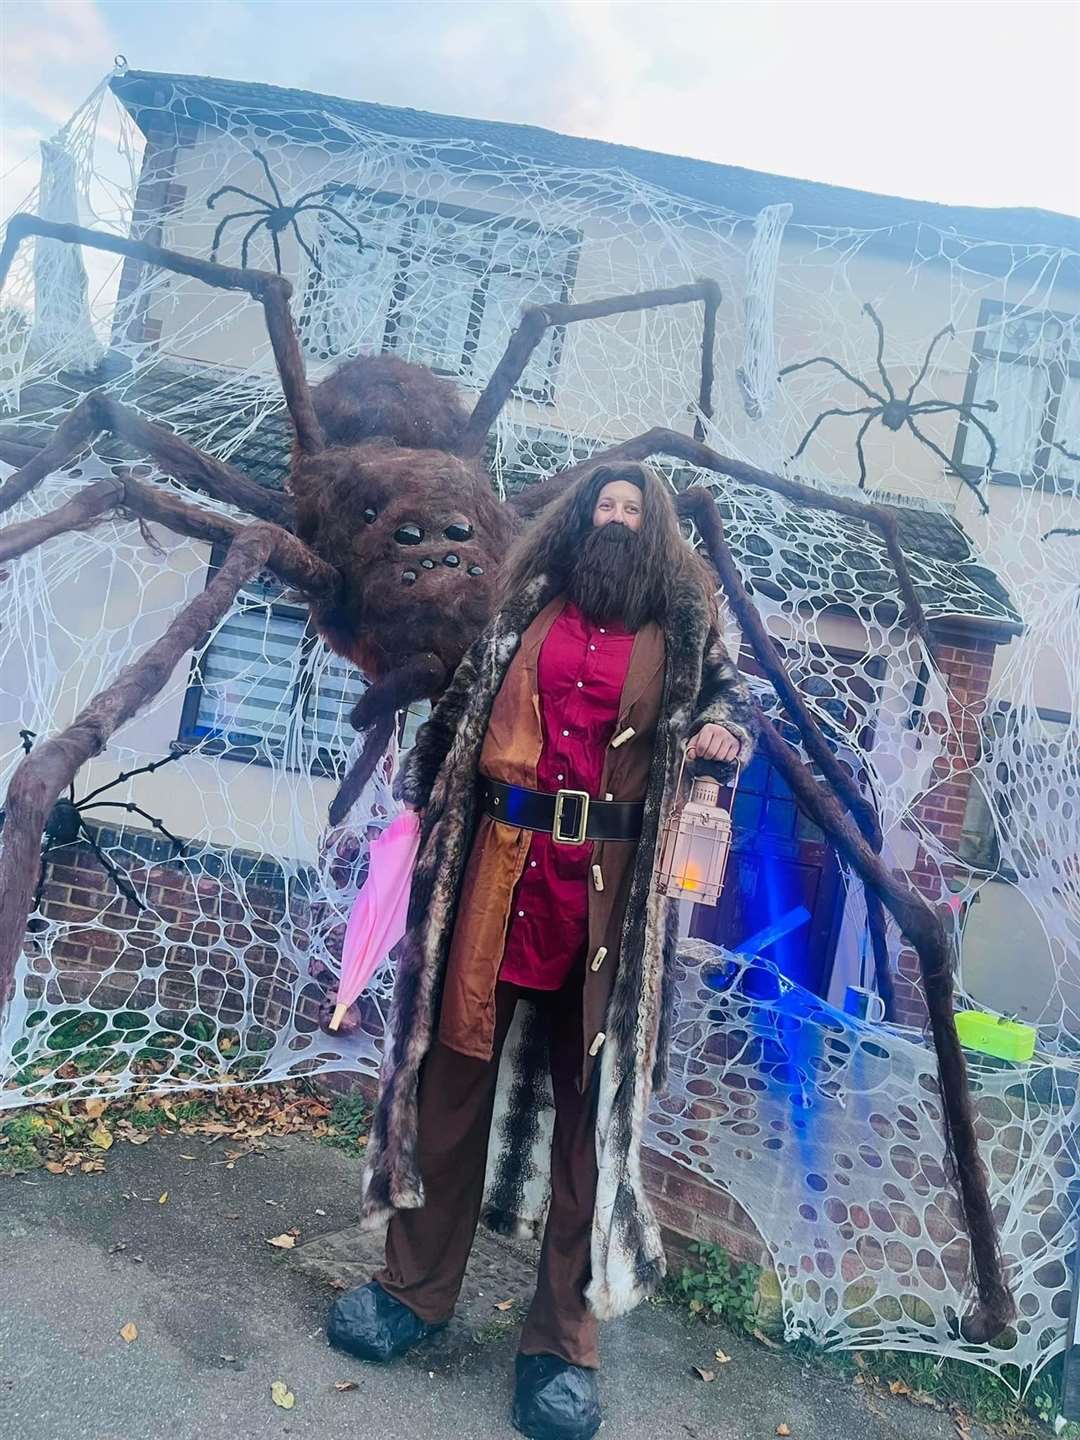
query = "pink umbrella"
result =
(329, 809, 421, 1031)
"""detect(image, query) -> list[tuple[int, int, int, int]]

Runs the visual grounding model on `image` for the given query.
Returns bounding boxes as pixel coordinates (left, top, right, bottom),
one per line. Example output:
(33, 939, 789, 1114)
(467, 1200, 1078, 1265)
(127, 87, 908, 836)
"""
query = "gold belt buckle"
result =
(552, 789, 590, 845)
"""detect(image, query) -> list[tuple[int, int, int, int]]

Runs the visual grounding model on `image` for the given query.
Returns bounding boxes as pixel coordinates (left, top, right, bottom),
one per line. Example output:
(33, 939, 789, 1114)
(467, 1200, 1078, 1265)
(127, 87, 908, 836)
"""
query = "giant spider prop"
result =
(2, 734, 187, 914)
(208, 148, 366, 277)
(779, 302, 999, 511)
(0, 211, 1014, 1341)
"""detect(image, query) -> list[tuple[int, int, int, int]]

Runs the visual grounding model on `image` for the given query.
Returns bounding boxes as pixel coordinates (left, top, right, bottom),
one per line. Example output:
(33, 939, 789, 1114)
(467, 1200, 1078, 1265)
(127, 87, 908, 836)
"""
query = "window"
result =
(958, 706, 1075, 877)
(299, 188, 579, 403)
(178, 550, 357, 777)
(955, 300, 1080, 493)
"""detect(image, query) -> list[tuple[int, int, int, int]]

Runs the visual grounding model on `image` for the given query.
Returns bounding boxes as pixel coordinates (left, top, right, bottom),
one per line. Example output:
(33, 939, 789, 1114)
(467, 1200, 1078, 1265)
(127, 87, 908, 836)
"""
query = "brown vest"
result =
(437, 597, 666, 1087)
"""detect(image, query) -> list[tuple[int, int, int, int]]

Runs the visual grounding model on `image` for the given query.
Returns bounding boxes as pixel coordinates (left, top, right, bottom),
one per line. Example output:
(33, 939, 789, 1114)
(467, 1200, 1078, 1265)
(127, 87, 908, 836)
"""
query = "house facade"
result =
(2, 69, 1077, 1034)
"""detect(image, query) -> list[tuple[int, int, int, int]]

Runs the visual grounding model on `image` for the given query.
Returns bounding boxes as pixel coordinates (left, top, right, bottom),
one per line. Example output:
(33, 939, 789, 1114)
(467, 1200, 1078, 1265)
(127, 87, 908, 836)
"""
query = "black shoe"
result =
(512, 1353, 602, 1440)
(326, 1280, 447, 1363)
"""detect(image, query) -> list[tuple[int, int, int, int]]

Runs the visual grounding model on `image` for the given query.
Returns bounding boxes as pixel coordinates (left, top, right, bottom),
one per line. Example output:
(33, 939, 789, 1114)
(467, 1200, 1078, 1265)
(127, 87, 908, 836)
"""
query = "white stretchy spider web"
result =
(0, 72, 1078, 1393)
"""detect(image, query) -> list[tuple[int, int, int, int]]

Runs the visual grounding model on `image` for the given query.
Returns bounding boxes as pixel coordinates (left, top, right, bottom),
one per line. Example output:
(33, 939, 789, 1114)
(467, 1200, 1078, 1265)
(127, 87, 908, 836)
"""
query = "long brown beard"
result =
(566, 524, 658, 630)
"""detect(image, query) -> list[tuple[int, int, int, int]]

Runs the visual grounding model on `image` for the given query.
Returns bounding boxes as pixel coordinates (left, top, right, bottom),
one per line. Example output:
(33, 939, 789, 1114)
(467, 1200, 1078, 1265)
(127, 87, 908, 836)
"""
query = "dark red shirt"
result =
(499, 602, 635, 990)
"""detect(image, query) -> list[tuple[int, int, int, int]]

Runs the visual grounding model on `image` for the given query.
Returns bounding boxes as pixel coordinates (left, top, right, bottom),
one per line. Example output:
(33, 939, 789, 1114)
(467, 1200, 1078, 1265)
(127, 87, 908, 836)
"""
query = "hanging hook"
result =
(113, 54, 129, 76)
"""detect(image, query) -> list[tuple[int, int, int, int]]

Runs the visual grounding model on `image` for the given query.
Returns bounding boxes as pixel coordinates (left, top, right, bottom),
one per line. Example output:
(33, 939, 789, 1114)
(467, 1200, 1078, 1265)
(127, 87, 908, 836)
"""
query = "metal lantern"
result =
(655, 758, 737, 908)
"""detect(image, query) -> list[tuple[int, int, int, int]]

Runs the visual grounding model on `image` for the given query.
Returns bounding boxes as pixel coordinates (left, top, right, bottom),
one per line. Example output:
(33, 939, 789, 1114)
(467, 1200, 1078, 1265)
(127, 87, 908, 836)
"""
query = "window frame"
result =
(298, 184, 581, 406)
(952, 297, 1080, 496)
(175, 544, 356, 781)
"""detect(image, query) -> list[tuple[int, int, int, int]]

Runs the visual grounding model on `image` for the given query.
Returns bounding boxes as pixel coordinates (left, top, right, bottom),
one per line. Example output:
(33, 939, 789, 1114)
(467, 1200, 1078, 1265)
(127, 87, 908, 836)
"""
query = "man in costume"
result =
(328, 463, 758, 1440)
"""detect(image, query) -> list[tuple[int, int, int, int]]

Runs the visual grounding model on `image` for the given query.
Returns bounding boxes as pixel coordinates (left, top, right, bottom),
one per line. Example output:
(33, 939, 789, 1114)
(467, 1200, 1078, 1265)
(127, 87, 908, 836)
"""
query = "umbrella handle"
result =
(329, 1002, 349, 1032)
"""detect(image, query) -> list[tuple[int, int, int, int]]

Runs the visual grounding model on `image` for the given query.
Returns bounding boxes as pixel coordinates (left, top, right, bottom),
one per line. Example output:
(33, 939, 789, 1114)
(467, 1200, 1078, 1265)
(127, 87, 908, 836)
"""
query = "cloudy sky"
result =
(1, 0, 1078, 217)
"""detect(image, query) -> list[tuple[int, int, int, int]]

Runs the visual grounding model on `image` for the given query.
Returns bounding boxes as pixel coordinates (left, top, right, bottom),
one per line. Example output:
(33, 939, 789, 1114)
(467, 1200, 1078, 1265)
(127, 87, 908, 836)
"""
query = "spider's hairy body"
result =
(290, 428, 513, 678)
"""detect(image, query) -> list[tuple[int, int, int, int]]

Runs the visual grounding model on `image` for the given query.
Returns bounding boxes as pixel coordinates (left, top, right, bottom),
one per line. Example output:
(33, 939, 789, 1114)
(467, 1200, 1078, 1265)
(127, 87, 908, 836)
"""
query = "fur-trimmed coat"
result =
(361, 571, 758, 1320)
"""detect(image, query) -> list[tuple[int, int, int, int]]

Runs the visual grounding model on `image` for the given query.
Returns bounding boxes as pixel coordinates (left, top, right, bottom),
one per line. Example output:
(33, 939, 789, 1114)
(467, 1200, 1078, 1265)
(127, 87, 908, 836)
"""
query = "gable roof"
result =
(109, 69, 1080, 267)
(0, 353, 1021, 637)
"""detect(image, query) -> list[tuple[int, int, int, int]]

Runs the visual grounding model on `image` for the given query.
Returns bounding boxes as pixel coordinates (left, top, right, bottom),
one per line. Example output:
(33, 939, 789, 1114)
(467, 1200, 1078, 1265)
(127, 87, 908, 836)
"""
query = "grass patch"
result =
(321, 1093, 372, 1154)
(666, 1238, 1071, 1435)
(0, 1111, 48, 1174)
(667, 1241, 762, 1334)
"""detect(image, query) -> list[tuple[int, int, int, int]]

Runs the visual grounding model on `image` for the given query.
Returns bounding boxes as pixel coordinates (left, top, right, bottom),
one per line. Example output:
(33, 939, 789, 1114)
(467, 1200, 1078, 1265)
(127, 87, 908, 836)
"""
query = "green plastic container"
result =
(954, 1009, 1036, 1063)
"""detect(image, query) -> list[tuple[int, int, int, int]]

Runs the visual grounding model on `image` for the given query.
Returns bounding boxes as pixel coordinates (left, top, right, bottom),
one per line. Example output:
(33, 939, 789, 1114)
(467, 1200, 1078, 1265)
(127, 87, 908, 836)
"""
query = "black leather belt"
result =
(478, 778, 643, 845)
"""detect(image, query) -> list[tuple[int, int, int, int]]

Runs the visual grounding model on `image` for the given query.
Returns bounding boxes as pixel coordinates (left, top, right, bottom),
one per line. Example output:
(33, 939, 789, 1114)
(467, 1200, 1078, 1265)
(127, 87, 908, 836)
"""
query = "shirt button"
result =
(599, 628, 606, 634)
(530, 861, 537, 868)
(576, 681, 584, 688)
(557, 773, 565, 781)
(517, 910, 525, 918)
(562, 729, 570, 737)
(589, 644, 596, 651)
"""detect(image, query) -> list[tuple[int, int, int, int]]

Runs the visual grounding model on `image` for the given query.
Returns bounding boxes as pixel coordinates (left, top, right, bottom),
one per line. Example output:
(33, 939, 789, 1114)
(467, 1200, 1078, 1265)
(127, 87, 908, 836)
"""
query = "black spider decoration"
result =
(207, 149, 365, 277)
(779, 302, 999, 512)
(6, 733, 188, 914)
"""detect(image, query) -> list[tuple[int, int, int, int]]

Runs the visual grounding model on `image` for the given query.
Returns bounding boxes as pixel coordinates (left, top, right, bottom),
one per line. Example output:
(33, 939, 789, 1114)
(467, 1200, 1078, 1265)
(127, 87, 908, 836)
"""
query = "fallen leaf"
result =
(44, 1161, 65, 1175)
(89, 1125, 113, 1150)
(108, 1242, 127, 1255)
(692, 1366, 716, 1384)
(334, 1380, 358, 1392)
(179, 1154, 197, 1161)
(328, 1278, 347, 1291)
(267, 1233, 296, 1249)
(753, 1328, 782, 1350)
(158, 1192, 168, 1204)
(493, 1299, 515, 1312)
(128, 1134, 151, 1146)
(80, 1159, 106, 1173)
(714, 1349, 732, 1364)
(890, 1380, 911, 1396)
(776, 1427, 792, 1437)
(315, 1208, 327, 1217)
(84, 1098, 107, 1120)
(220, 1354, 237, 1364)
(270, 1380, 295, 1410)
(119, 1322, 138, 1344)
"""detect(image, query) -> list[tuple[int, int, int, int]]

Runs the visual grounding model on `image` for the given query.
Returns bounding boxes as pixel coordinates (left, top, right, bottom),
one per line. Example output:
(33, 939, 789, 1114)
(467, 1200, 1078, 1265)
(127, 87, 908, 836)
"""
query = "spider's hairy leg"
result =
(328, 653, 448, 828)
(680, 476, 1012, 1342)
(0, 390, 291, 524)
(208, 208, 265, 264)
(853, 411, 875, 490)
(253, 150, 287, 208)
(0, 390, 105, 515)
(904, 321, 956, 404)
(790, 405, 877, 463)
(0, 477, 124, 563)
(0, 464, 337, 603)
(459, 278, 723, 456)
(862, 302, 897, 401)
(907, 415, 990, 515)
(777, 353, 883, 405)
(0, 523, 282, 1012)
(917, 400, 1000, 476)
(0, 213, 324, 456)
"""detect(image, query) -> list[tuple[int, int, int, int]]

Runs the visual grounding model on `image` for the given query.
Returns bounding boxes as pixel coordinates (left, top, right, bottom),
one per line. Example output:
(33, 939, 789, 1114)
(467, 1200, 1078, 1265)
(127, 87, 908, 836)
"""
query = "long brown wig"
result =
(501, 462, 718, 627)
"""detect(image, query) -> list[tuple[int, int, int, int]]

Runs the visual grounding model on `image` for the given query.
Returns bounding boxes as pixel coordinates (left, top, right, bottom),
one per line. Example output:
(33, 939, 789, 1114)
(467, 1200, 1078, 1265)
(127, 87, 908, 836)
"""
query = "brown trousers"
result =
(376, 968, 600, 1368)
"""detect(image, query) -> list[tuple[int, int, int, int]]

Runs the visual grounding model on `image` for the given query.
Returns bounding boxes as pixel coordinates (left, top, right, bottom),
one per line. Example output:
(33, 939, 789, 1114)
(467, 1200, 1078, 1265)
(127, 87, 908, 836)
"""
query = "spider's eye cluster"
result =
(444, 521, 473, 542)
(394, 524, 424, 545)
(363, 507, 377, 525)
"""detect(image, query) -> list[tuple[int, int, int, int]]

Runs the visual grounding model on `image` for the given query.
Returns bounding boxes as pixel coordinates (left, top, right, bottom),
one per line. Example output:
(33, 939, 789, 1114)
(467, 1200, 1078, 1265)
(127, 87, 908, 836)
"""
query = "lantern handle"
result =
(677, 746, 741, 802)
